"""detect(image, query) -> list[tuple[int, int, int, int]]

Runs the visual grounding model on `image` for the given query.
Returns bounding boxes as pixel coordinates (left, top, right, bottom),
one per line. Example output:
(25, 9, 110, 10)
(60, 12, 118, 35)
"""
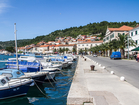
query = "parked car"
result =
(110, 51, 121, 59)
(93, 54, 97, 57)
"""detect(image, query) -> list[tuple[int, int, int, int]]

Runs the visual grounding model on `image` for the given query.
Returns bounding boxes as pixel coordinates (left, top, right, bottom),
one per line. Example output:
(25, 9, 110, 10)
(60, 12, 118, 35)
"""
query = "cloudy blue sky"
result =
(0, 0, 139, 41)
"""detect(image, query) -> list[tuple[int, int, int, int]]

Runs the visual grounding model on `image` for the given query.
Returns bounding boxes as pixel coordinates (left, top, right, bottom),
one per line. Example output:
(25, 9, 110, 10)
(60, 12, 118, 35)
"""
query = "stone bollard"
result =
(90, 65, 95, 71)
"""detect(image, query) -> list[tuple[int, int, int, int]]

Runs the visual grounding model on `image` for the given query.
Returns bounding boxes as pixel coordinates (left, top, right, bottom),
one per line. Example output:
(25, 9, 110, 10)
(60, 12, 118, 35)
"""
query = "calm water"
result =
(0, 55, 77, 105)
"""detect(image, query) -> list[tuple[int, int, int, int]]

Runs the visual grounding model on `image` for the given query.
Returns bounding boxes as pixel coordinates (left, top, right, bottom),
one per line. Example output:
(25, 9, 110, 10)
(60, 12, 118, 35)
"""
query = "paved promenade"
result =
(67, 56, 139, 105)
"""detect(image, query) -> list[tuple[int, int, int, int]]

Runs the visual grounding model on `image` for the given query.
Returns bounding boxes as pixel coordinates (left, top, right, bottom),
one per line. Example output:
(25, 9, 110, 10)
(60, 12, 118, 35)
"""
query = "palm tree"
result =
(58, 48, 63, 54)
(62, 48, 66, 54)
(84, 48, 88, 55)
(117, 34, 136, 58)
(104, 43, 109, 57)
(111, 39, 120, 51)
(79, 49, 83, 54)
(72, 48, 77, 54)
(99, 43, 105, 56)
(65, 48, 69, 54)
(108, 41, 113, 56)
(53, 48, 57, 53)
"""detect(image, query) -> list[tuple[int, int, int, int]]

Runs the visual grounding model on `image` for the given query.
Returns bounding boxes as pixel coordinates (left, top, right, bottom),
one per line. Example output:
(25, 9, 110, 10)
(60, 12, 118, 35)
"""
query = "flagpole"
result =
(14, 23, 19, 70)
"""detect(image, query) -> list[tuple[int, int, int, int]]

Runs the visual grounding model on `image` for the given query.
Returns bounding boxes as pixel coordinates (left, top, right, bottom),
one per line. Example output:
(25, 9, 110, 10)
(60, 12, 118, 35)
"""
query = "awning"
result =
(131, 47, 139, 51)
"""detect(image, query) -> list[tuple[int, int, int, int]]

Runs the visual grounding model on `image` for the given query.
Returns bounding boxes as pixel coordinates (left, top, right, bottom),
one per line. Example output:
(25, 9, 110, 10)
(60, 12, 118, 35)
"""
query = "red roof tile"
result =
(108, 25, 133, 31)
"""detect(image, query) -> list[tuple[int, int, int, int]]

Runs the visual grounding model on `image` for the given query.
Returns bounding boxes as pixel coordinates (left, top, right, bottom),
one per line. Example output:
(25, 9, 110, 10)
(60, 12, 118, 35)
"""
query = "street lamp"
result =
(127, 33, 130, 59)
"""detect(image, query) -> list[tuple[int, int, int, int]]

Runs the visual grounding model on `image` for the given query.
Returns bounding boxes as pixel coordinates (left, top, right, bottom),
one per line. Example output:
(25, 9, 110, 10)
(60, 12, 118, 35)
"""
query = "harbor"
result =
(0, 54, 78, 105)
(67, 56, 139, 105)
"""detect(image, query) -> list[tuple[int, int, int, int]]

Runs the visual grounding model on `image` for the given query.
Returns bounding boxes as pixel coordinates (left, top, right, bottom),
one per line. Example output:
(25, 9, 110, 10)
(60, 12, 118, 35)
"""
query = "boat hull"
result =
(0, 81, 32, 100)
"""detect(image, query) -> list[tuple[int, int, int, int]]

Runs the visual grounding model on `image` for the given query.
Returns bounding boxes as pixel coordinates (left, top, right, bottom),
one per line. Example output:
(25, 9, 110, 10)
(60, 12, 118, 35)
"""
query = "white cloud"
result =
(0, 0, 10, 14)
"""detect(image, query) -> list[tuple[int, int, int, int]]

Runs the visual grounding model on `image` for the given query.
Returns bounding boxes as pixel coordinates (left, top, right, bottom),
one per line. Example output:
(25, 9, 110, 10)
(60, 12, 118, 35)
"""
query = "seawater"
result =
(0, 55, 77, 105)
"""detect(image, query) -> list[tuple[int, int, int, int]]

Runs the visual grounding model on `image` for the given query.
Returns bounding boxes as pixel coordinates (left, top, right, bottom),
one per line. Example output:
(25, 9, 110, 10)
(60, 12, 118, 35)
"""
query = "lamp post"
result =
(128, 33, 129, 59)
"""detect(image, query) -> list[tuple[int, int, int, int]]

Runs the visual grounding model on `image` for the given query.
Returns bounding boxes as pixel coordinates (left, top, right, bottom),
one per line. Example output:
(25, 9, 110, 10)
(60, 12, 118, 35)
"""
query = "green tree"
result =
(5, 46, 15, 53)
(72, 48, 77, 54)
(79, 49, 83, 54)
(58, 48, 63, 54)
(53, 48, 57, 53)
(65, 48, 69, 54)
(84, 48, 88, 55)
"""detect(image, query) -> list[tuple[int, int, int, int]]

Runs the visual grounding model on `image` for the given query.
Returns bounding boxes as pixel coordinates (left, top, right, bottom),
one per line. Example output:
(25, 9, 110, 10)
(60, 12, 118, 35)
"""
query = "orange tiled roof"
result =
(108, 25, 133, 31)
(18, 47, 25, 50)
(55, 44, 76, 47)
(79, 40, 103, 44)
(39, 45, 49, 47)
(26, 47, 33, 50)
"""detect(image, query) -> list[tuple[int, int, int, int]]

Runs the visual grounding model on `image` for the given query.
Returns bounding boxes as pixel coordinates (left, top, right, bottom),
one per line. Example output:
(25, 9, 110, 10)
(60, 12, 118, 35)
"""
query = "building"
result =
(77, 40, 103, 54)
(103, 25, 133, 43)
(127, 24, 139, 51)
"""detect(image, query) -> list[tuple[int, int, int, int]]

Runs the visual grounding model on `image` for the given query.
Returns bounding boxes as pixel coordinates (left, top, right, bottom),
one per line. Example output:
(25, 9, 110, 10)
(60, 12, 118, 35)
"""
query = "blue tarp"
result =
(6, 61, 42, 72)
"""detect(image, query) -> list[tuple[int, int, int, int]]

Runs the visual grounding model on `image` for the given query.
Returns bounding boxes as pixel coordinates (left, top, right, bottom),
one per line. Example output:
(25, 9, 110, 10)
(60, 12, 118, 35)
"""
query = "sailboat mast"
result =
(14, 23, 19, 70)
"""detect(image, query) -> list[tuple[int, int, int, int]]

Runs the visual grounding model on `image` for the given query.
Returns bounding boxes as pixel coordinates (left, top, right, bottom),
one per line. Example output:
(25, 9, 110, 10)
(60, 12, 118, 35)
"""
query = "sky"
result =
(0, 0, 139, 41)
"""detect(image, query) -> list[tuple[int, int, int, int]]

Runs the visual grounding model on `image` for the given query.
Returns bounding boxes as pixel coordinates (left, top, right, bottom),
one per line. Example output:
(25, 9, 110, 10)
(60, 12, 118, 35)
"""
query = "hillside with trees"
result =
(0, 21, 138, 49)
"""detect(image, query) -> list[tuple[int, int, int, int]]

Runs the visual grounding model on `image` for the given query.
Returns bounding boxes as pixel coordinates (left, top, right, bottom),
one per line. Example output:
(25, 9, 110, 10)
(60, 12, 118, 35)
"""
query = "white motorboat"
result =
(0, 75, 34, 100)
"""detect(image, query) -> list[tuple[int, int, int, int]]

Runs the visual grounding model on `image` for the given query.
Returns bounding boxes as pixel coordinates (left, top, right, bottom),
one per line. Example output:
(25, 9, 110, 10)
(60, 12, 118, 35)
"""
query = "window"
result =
(118, 33, 120, 37)
(78, 45, 80, 46)
(1, 79, 6, 85)
(103, 39, 105, 42)
(123, 33, 125, 35)
(16, 71, 21, 75)
(110, 34, 114, 39)
(131, 32, 133, 36)
(135, 31, 138, 35)
(82, 44, 84, 46)
(136, 40, 138, 44)
(86, 44, 88, 46)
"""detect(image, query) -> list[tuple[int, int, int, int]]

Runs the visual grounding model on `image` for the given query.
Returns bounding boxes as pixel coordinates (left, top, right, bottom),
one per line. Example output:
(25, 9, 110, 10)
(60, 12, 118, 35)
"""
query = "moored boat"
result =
(0, 75, 34, 100)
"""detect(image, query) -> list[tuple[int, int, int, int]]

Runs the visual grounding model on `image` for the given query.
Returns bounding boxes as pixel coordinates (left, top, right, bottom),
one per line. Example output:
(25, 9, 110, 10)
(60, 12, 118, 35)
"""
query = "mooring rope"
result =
(57, 79, 72, 87)
(34, 76, 70, 99)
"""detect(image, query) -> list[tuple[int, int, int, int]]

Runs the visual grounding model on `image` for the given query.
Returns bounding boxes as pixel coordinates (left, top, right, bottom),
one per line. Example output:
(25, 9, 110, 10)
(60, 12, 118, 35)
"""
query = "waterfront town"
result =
(0, 25, 139, 105)
(1, 24, 139, 57)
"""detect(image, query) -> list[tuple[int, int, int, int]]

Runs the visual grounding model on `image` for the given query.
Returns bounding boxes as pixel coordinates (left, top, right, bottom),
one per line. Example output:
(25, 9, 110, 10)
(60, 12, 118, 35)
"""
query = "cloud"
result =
(0, 0, 10, 14)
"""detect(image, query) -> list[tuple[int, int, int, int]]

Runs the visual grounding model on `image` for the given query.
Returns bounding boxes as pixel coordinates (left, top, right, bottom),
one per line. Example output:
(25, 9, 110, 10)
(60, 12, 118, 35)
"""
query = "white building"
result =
(77, 40, 103, 54)
(103, 25, 133, 43)
(127, 25, 139, 51)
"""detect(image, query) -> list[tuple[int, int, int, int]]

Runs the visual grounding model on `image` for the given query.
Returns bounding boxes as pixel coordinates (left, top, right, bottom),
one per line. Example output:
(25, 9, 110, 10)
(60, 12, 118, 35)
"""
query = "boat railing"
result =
(7, 78, 31, 88)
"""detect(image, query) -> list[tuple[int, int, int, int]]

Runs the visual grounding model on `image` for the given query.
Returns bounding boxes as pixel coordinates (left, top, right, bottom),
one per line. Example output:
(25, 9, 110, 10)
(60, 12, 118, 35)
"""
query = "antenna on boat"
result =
(14, 23, 19, 70)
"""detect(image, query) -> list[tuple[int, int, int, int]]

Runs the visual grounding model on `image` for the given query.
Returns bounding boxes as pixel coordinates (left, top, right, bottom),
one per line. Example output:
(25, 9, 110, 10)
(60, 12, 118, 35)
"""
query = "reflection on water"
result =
(0, 55, 77, 105)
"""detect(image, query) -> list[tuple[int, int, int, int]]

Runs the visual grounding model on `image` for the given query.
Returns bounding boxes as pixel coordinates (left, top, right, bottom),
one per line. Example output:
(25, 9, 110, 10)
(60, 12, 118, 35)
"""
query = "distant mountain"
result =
(0, 21, 138, 49)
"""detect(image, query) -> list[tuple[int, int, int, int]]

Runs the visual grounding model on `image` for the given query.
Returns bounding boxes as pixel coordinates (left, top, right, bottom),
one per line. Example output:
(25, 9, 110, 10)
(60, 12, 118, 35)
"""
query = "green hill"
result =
(0, 21, 138, 49)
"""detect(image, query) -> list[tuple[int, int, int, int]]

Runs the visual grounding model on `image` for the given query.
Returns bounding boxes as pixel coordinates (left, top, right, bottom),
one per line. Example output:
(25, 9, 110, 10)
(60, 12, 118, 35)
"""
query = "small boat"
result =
(0, 75, 34, 100)
(0, 69, 48, 84)
(40, 58, 63, 70)
(41, 68, 61, 80)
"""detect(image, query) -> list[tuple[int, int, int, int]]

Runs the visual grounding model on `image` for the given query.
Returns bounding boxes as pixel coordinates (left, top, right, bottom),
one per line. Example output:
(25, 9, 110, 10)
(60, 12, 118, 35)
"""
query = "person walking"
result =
(137, 52, 139, 62)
